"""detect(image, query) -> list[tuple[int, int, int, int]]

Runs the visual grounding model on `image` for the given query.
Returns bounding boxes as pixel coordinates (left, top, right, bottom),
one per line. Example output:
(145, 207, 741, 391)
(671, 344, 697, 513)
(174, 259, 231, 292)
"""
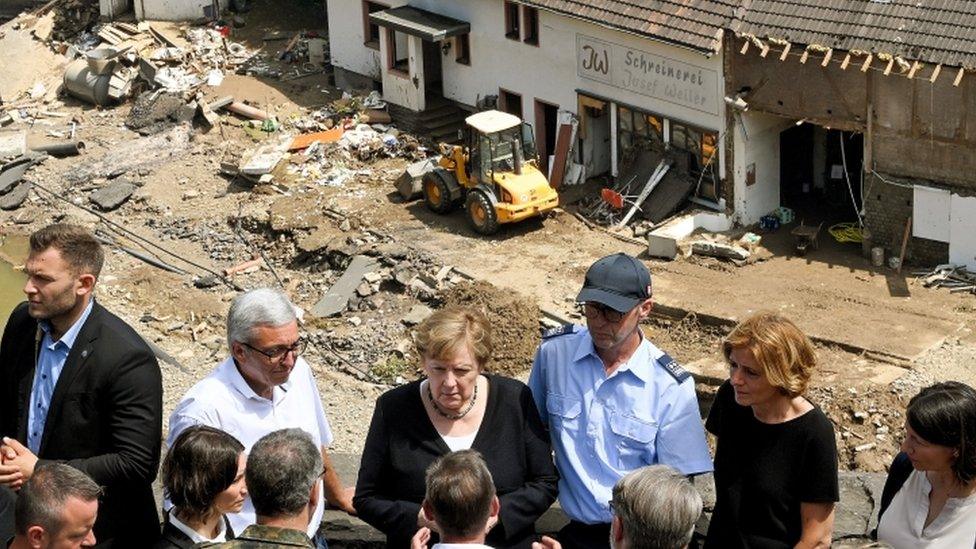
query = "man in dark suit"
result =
(0, 223, 163, 547)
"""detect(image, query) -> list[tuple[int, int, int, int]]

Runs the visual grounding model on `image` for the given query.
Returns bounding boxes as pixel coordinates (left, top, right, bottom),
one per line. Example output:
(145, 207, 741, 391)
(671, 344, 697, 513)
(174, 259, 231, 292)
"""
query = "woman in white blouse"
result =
(877, 381, 976, 548)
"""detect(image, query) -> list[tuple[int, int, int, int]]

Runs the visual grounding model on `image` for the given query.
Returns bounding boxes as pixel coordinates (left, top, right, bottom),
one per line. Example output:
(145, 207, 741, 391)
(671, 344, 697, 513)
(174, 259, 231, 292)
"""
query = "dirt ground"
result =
(1, 4, 975, 472)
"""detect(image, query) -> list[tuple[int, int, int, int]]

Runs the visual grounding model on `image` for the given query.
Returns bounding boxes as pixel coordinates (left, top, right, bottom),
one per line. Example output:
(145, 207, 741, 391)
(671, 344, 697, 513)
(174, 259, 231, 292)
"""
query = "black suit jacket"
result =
(0, 300, 163, 547)
(153, 514, 235, 549)
(354, 374, 559, 549)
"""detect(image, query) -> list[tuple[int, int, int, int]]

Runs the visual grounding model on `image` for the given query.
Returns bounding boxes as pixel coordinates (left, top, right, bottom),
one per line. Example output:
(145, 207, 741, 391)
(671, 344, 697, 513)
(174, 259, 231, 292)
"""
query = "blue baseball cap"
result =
(576, 253, 652, 312)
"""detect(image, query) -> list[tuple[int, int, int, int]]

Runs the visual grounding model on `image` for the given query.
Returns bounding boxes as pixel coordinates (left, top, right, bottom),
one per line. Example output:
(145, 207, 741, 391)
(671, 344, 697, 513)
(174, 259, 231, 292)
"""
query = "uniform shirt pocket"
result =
(547, 393, 582, 433)
(609, 412, 657, 466)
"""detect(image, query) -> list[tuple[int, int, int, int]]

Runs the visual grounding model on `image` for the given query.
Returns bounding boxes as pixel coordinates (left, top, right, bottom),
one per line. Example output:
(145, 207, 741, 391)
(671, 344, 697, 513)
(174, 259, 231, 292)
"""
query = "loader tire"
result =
(423, 169, 456, 214)
(466, 190, 499, 235)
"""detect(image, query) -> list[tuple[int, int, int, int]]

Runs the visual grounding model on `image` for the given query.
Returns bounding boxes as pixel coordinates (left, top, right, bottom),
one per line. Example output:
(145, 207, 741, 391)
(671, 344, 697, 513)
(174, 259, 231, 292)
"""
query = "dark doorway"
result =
(779, 124, 863, 223)
(534, 99, 558, 173)
(422, 40, 443, 97)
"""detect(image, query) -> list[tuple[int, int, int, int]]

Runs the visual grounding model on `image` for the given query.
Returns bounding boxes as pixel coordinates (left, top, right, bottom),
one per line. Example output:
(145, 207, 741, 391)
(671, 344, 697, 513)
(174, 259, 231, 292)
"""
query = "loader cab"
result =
(465, 110, 538, 186)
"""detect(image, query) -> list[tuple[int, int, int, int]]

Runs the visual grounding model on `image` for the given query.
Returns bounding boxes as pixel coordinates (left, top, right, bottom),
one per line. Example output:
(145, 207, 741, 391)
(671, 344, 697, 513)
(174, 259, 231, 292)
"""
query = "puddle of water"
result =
(0, 234, 28, 331)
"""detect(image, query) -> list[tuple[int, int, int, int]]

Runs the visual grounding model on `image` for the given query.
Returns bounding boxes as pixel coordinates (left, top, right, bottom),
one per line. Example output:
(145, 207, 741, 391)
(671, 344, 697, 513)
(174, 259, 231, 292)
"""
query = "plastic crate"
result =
(775, 206, 795, 224)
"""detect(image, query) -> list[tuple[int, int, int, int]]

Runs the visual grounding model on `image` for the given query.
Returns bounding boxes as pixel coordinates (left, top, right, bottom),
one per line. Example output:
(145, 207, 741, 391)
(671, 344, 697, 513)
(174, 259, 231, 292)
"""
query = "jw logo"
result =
(581, 44, 609, 75)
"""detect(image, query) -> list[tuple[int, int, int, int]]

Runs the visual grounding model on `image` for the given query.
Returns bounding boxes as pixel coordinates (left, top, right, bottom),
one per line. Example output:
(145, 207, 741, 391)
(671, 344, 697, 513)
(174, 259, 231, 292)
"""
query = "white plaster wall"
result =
(133, 0, 220, 20)
(327, 0, 400, 82)
(733, 110, 794, 225)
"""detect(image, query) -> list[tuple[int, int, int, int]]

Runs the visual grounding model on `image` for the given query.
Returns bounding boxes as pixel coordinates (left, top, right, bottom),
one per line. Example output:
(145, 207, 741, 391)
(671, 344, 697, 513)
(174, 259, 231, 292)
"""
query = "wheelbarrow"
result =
(791, 221, 823, 255)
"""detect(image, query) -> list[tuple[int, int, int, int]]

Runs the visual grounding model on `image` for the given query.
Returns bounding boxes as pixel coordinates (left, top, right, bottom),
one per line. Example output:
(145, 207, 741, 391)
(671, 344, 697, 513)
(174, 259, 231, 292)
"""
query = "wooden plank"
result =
(739, 39, 750, 55)
(954, 67, 965, 87)
(779, 42, 791, 61)
(907, 61, 922, 79)
(800, 50, 809, 64)
(840, 52, 851, 70)
(861, 53, 873, 72)
(884, 57, 895, 76)
(548, 123, 573, 189)
(897, 216, 912, 274)
(821, 48, 833, 67)
(930, 64, 942, 83)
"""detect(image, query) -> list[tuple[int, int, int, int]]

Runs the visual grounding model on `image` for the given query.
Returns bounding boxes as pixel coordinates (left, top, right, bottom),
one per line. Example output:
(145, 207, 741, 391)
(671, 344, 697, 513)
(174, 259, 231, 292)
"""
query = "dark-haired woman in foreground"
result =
(877, 381, 976, 548)
(155, 425, 247, 548)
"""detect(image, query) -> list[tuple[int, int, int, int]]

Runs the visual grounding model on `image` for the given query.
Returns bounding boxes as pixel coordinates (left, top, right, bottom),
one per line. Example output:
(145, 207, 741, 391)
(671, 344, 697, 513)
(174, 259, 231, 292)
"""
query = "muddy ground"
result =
(1, 2, 975, 474)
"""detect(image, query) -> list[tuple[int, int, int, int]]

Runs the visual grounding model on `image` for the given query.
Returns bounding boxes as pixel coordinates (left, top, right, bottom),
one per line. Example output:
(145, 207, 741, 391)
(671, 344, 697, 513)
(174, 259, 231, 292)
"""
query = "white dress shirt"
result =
(169, 512, 228, 544)
(878, 470, 976, 548)
(168, 356, 334, 537)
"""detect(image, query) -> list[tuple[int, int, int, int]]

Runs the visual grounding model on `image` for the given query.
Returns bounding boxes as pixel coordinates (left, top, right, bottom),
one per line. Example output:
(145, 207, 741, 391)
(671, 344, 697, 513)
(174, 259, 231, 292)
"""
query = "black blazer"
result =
(354, 374, 559, 549)
(154, 514, 235, 549)
(0, 300, 163, 547)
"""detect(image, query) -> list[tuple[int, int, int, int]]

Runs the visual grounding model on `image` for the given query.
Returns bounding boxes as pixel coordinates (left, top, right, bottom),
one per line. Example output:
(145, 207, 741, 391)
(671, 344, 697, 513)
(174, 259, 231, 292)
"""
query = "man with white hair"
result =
(168, 288, 354, 546)
(610, 465, 702, 549)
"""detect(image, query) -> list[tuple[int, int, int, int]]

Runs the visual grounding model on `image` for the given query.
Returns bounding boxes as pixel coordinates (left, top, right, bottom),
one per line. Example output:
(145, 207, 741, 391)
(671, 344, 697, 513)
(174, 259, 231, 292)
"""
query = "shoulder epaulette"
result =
(656, 353, 692, 383)
(541, 324, 581, 339)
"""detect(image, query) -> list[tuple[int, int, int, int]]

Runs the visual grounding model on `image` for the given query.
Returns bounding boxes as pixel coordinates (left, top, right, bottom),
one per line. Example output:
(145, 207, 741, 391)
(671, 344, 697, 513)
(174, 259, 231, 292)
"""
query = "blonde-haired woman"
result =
(704, 312, 838, 549)
(354, 306, 558, 548)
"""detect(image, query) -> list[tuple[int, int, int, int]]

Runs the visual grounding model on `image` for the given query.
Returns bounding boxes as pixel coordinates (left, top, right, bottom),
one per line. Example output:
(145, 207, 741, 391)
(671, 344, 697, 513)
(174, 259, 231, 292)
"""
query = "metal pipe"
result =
(31, 141, 86, 157)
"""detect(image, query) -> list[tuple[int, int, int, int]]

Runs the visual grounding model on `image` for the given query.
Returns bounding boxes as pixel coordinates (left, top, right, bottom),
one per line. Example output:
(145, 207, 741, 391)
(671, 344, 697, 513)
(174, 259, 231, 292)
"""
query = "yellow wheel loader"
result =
(422, 110, 559, 235)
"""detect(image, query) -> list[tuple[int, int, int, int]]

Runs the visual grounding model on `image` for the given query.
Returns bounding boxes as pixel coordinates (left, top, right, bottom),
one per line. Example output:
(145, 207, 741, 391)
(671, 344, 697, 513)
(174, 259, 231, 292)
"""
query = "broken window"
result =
(522, 6, 539, 45)
(617, 106, 666, 166)
(504, 1, 520, 40)
(363, 1, 386, 50)
(455, 33, 470, 65)
(670, 122, 720, 200)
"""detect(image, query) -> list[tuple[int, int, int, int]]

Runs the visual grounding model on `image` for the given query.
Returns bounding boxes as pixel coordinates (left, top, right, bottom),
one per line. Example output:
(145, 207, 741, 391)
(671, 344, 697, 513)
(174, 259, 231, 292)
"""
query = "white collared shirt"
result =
(167, 356, 334, 537)
(878, 470, 976, 548)
(169, 512, 228, 544)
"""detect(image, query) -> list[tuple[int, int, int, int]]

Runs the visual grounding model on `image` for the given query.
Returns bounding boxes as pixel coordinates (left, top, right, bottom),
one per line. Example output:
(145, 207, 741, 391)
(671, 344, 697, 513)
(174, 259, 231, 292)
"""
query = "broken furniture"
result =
(791, 221, 823, 255)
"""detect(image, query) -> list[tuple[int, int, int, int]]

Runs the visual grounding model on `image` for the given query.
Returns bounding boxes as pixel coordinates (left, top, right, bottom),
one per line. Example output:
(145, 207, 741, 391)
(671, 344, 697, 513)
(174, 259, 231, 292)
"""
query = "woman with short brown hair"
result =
(355, 306, 558, 548)
(704, 312, 838, 548)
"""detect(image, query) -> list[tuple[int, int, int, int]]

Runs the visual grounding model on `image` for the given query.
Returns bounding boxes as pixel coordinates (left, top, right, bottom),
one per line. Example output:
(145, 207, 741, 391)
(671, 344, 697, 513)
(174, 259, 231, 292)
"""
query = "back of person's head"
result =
(423, 450, 497, 540)
(246, 428, 322, 518)
(226, 287, 297, 348)
(28, 224, 104, 278)
(163, 425, 245, 522)
(15, 463, 101, 545)
(722, 311, 816, 398)
(907, 381, 976, 484)
(611, 465, 702, 549)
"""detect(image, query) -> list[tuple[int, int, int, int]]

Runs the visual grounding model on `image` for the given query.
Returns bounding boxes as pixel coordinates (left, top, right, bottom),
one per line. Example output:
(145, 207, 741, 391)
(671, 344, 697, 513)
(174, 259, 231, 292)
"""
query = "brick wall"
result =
(862, 172, 950, 267)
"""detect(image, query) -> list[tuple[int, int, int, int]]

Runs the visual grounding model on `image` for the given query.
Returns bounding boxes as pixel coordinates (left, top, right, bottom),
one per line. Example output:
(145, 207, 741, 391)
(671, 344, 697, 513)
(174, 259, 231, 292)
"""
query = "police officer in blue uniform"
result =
(528, 252, 713, 549)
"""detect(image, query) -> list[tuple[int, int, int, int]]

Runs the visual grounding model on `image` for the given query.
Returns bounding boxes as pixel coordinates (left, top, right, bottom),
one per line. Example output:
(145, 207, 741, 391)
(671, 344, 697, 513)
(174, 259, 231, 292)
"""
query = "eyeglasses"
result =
(240, 338, 308, 364)
(579, 302, 629, 323)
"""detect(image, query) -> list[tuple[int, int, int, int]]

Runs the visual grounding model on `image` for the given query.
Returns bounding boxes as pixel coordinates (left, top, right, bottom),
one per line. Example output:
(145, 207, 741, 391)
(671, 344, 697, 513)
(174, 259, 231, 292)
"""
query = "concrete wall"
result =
(328, 0, 725, 135)
(379, 31, 425, 111)
(132, 0, 221, 20)
(101, 0, 131, 19)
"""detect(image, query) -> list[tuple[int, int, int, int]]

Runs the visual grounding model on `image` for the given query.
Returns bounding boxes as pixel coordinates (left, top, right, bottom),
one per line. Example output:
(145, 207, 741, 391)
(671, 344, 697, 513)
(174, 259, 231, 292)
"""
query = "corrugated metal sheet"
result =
(517, 0, 740, 55)
(733, 0, 976, 69)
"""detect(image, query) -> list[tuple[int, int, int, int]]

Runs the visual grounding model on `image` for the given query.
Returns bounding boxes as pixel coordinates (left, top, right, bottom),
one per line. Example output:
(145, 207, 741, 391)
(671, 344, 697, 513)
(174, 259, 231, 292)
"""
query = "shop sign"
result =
(576, 34, 719, 115)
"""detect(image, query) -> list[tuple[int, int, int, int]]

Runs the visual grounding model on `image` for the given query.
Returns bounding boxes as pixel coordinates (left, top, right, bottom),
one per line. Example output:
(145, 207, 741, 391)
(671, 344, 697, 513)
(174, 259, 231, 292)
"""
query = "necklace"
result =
(426, 380, 479, 420)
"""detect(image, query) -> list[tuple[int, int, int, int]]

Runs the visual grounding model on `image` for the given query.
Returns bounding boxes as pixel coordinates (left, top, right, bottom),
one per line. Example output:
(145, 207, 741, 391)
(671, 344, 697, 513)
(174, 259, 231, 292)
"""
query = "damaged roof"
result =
(732, 0, 976, 69)
(515, 0, 740, 55)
